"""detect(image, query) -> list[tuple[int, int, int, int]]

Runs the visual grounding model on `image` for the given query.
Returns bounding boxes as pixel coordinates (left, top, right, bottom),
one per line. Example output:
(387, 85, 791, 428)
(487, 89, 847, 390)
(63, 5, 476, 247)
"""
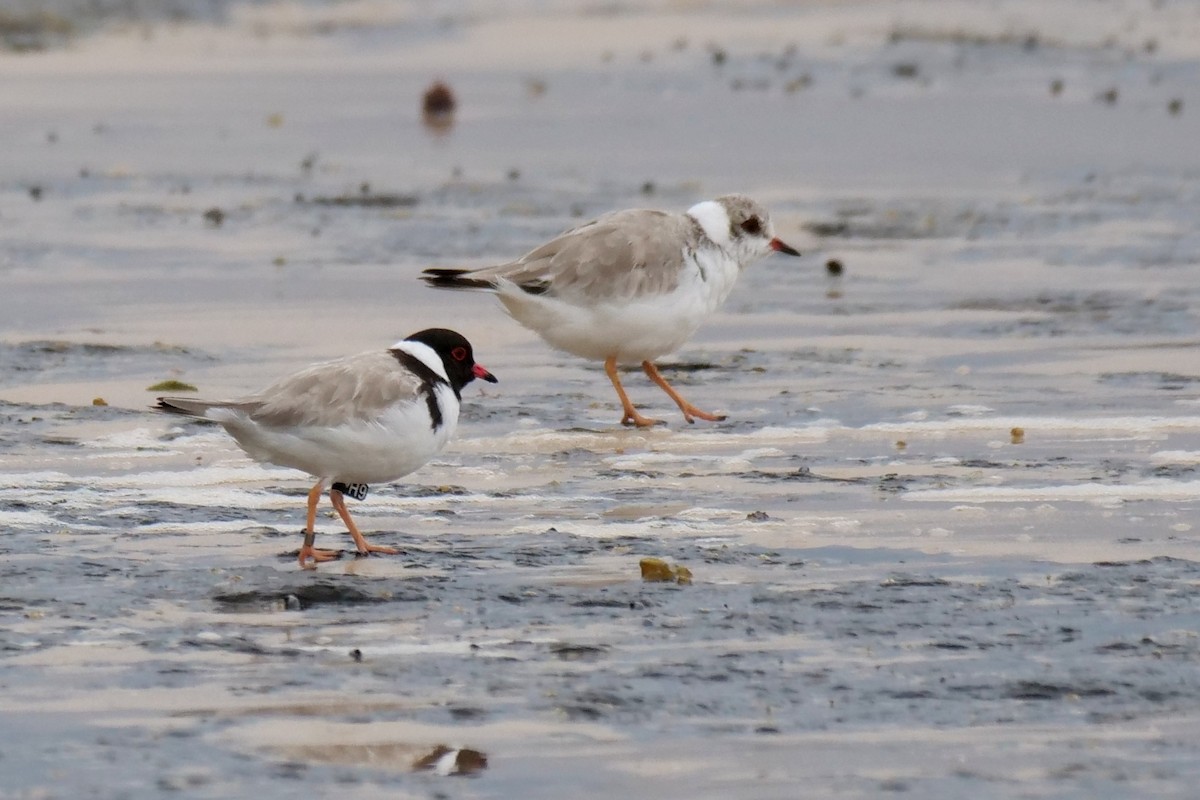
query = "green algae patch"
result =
(146, 379, 197, 392)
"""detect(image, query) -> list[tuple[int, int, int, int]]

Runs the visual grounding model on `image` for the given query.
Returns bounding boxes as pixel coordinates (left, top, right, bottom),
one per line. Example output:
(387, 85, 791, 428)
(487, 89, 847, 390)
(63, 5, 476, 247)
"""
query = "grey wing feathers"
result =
(425, 209, 690, 300)
(244, 351, 424, 428)
(156, 351, 423, 429)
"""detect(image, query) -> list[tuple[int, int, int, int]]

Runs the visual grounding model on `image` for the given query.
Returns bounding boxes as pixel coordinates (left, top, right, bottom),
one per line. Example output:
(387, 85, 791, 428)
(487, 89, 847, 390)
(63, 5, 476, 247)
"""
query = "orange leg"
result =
(298, 480, 341, 569)
(642, 361, 726, 424)
(604, 356, 663, 427)
(329, 488, 399, 557)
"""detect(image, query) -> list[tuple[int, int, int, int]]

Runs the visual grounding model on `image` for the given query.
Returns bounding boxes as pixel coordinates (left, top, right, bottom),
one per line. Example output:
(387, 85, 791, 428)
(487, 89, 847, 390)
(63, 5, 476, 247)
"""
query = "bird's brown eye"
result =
(451, 346, 467, 361)
(740, 216, 762, 235)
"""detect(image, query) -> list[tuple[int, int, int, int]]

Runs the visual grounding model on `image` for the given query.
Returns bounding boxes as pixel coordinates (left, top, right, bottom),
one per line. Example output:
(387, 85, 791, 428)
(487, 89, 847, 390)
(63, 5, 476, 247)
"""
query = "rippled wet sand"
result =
(3, 1, 1200, 797)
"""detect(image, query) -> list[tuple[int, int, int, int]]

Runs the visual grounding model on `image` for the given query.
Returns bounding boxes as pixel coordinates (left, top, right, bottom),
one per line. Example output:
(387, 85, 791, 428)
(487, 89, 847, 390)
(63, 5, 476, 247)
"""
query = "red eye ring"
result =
(451, 346, 468, 361)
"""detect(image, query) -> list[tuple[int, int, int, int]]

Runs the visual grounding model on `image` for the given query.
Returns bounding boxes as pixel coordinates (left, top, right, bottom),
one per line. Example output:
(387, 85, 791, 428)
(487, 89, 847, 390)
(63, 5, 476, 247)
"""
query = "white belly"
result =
(221, 389, 458, 484)
(497, 249, 740, 363)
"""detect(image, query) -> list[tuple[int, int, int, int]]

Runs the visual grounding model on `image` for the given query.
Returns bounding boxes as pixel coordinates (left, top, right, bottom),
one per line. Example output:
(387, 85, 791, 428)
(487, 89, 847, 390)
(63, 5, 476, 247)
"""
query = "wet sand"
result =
(3, 1, 1200, 797)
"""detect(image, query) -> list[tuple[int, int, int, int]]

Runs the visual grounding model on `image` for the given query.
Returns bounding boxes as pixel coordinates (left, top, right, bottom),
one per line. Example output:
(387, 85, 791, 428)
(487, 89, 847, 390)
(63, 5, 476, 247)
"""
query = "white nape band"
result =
(391, 339, 450, 381)
(686, 200, 732, 248)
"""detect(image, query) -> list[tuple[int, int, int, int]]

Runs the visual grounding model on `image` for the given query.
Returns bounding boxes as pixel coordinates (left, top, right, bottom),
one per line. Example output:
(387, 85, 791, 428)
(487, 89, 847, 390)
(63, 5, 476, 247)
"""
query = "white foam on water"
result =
(717, 424, 838, 445)
(861, 416, 1200, 437)
(945, 405, 996, 417)
(92, 465, 290, 488)
(130, 519, 277, 534)
(0, 471, 74, 489)
(80, 426, 183, 456)
(298, 636, 562, 659)
(1152, 450, 1200, 464)
(454, 428, 665, 454)
(605, 452, 749, 472)
(0, 508, 61, 527)
(906, 479, 1200, 503)
(455, 423, 835, 456)
(603, 445, 790, 473)
(506, 518, 699, 538)
(673, 507, 748, 522)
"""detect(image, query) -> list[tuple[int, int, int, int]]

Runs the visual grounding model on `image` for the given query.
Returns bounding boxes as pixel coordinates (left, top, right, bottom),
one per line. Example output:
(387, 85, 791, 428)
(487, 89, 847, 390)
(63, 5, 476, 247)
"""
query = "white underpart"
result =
(492, 199, 771, 363)
(227, 396, 457, 484)
(211, 341, 459, 484)
(495, 239, 744, 363)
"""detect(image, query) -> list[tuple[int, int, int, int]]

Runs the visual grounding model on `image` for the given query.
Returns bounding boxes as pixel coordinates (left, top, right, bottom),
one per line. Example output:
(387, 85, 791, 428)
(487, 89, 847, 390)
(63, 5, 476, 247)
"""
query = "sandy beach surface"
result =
(2, 1, 1200, 797)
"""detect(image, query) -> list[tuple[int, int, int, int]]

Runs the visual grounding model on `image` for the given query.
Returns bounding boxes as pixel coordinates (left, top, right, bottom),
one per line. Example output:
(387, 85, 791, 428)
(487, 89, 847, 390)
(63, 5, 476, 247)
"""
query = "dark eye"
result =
(740, 216, 762, 235)
(451, 346, 467, 361)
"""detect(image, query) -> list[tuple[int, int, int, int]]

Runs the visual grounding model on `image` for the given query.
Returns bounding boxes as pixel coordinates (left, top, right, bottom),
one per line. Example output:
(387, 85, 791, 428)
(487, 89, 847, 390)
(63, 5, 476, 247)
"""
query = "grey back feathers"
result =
(156, 350, 430, 429)
(422, 208, 702, 300)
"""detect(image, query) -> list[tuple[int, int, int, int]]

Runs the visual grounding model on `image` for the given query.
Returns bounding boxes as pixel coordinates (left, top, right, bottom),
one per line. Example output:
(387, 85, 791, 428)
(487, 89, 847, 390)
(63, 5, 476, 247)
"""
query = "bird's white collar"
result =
(686, 200, 733, 249)
(391, 339, 450, 381)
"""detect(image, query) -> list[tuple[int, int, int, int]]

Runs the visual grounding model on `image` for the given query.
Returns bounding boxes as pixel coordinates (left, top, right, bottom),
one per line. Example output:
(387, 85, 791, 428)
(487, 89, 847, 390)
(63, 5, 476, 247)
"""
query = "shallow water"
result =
(2, 1, 1200, 798)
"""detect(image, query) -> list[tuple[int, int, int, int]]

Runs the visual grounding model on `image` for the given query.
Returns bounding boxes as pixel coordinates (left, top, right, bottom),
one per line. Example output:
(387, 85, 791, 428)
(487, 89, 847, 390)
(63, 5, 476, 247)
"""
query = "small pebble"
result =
(422, 81, 456, 132)
(785, 75, 812, 93)
(422, 81, 456, 116)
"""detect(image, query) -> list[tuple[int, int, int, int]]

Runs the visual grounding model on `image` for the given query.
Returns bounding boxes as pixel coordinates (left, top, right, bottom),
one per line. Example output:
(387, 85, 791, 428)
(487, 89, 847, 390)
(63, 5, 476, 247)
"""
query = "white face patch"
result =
(686, 200, 733, 249)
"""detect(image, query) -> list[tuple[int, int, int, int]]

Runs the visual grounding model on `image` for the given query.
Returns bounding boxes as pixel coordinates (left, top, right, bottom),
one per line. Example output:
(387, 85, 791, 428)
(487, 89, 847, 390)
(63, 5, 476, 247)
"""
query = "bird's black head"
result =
(405, 328, 498, 392)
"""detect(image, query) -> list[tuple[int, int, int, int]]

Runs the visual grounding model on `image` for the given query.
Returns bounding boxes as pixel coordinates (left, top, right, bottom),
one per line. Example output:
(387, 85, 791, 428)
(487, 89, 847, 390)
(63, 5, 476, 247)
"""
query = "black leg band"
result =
(331, 482, 369, 500)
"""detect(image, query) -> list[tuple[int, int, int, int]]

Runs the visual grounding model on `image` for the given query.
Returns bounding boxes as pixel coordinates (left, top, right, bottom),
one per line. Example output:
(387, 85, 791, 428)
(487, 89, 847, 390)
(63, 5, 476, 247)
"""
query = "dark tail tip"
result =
(421, 268, 494, 291)
(154, 398, 190, 415)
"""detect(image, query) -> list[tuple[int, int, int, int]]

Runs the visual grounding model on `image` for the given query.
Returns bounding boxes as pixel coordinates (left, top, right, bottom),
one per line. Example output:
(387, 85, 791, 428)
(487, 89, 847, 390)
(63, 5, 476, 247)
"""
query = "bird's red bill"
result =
(473, 363, 499, 383)
(769, 238, 801, 256)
